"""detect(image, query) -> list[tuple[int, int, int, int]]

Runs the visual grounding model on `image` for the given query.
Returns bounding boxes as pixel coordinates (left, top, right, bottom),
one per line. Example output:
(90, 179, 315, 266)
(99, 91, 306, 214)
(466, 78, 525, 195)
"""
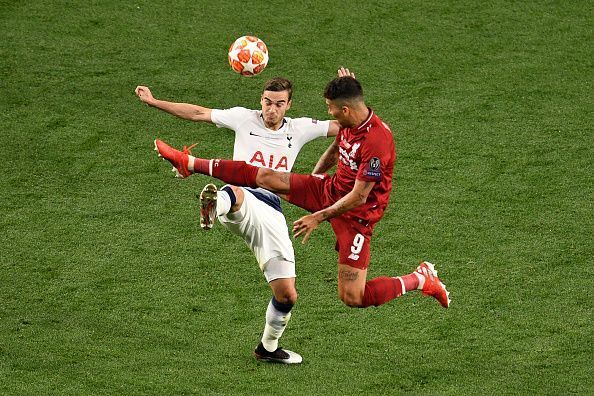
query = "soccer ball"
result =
(228, 36, 269, 76)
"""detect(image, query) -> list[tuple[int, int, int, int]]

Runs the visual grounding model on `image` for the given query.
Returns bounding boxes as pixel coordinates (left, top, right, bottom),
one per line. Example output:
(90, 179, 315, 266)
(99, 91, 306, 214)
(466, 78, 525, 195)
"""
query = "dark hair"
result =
(262, 77, 293, 101)
(323, 76, 363, 102)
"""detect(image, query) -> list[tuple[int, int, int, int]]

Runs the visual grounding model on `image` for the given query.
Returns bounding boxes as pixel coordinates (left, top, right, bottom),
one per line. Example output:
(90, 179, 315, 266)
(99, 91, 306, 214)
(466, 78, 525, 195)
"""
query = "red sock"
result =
(361, 276, 404, 307)
(192, 158, 210, 175)
(193, 158, 259, 188)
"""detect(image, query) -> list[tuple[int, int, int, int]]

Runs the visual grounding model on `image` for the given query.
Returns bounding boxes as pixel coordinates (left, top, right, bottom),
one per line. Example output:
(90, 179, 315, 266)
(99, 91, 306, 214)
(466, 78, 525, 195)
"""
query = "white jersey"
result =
(211, 107, 329, 172)
(210, 106, 329, 273)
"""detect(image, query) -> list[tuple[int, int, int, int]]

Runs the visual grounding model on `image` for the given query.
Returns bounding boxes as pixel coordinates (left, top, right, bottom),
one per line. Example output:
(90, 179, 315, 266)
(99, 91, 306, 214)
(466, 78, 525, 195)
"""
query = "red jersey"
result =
(327, 109, 396, 224)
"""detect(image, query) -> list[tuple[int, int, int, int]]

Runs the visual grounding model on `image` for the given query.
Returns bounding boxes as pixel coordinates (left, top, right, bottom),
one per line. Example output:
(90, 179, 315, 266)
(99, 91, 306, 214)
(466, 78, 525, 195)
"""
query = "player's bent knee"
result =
(255, 168, 274, 188)
(256, 168, 288, 193)
(227, 185, 244, 211)
(339, 291, 363, 308)
(275, 288, 298, 305)
(227, 185, 242, 196)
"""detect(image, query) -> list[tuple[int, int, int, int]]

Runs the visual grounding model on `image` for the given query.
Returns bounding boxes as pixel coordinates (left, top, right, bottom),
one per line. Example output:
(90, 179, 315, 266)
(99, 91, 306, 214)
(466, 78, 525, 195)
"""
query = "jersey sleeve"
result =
(356, 131, 394, 182)
(291, 118, 330, 143)
(210, 107, 252, 131)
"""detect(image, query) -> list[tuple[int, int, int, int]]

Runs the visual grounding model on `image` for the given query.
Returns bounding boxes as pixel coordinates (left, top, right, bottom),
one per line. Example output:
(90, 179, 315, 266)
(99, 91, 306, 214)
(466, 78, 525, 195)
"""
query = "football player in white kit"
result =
(135, 77, 340, 363)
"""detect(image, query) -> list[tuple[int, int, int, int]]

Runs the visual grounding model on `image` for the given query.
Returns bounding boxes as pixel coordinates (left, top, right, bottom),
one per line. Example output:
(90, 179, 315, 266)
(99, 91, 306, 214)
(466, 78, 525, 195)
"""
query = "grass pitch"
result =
(1, 1, 592, 394)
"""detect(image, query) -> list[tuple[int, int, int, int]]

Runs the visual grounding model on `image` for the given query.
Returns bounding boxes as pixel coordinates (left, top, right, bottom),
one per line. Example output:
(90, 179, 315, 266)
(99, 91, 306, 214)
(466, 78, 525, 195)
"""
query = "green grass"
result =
(1, 0, 592, 394)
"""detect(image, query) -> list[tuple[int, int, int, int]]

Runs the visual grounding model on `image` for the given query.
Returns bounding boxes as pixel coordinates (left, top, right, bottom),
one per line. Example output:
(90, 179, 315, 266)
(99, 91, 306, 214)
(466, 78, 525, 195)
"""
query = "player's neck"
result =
(265, 122, 281, 131)
(263, 118, 286, 131)
(350, 105, 370, 128)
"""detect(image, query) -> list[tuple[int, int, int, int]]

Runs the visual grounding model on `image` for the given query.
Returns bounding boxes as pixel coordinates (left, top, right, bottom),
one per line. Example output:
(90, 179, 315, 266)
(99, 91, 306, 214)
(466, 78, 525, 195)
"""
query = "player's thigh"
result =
(243, 192, 296, 269)
(286, 173, 329, 213)
(330, 216, 372, 270)
(330, 216, 372, 305)
(218, 190, 295, 267)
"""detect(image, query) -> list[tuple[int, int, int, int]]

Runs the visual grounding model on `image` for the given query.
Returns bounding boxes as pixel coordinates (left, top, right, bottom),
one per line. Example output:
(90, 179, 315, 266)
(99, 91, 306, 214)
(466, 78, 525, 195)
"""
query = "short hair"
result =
(323, 76, 363, 103)
(262, 77, 293, 101)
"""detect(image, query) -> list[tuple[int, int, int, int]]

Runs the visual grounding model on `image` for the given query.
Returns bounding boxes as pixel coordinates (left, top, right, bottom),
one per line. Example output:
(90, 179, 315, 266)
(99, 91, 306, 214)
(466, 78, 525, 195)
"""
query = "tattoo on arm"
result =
(321, 202, 345, 220)
(357, 181, 373, 201)
(317, 156, 337, 172)
(325, 157, 336, 168)
(280, 172, 291, 188)
(313, 142, 339, 174)
(339, 269, 359, 281)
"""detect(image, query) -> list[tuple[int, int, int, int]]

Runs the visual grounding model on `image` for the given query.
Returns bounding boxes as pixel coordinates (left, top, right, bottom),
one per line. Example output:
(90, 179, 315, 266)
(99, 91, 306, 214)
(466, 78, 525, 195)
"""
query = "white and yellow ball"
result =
(228, 36, 269, 77)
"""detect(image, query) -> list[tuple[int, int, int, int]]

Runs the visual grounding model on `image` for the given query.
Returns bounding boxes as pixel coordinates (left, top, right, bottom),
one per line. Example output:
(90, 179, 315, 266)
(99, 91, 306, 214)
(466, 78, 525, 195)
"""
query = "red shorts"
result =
(287, 174, 373, 269)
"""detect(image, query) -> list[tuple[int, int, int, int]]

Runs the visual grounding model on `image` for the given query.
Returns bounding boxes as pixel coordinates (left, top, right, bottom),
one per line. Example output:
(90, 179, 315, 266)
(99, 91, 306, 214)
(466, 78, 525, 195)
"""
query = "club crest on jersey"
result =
(363, 157, 381, 179)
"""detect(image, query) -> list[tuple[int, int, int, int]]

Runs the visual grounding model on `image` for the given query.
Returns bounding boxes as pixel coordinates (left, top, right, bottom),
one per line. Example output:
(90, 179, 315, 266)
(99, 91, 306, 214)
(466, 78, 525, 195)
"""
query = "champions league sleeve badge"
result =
(363, 157, 382, 179)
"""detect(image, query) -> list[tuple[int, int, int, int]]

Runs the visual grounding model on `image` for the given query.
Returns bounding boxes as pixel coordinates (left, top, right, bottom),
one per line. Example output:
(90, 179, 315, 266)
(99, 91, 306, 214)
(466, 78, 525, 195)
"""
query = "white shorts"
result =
(261, 256, 295, 283)
(218, 187, 296, 282)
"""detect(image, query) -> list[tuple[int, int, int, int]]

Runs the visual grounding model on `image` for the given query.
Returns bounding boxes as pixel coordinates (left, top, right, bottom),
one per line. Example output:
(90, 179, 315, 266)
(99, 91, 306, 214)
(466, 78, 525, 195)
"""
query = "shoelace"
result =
(417, 265, 435, 281)
(182, 143, 197, 155)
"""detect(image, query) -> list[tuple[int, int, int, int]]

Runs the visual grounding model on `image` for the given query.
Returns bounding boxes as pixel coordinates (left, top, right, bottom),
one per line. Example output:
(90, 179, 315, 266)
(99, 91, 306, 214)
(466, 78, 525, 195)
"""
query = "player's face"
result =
(261, 90, 291, 130)
(326, 99, 352, 128)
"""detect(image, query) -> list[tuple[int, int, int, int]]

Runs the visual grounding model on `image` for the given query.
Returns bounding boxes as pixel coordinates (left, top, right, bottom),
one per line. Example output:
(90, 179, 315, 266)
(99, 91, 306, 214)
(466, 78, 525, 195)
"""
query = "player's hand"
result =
(338, 67, 356, 79)
(135, 85, 154, 104)
(292, 214, 321, 244)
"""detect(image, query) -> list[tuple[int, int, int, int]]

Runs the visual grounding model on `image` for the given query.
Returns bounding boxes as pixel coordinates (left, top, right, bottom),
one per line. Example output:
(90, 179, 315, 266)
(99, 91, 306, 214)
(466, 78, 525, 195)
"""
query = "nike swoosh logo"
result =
(249, 131, 286, 140)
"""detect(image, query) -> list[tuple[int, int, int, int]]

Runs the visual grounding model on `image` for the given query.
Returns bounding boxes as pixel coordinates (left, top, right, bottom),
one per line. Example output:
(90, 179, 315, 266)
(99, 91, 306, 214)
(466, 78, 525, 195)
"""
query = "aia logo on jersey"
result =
(363, 157, 381, 179)
(249, 151, 288, 171)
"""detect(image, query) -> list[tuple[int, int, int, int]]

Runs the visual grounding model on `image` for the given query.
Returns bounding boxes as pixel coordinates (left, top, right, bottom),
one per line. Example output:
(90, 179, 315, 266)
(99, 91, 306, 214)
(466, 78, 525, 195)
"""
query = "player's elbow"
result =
(189, 112, 208, 122)
(355, 193, 368, 207)
(189, 106, 211, 122)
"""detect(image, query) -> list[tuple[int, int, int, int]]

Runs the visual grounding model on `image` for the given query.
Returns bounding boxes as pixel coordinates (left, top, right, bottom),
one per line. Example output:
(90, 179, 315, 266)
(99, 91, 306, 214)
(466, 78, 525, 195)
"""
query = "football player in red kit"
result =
(155, 68, 450, 309)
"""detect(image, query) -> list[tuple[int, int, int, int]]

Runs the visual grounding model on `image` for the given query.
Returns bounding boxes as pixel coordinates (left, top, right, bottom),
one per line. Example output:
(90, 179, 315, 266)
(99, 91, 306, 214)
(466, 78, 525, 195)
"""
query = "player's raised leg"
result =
(154, 139, 291, 193)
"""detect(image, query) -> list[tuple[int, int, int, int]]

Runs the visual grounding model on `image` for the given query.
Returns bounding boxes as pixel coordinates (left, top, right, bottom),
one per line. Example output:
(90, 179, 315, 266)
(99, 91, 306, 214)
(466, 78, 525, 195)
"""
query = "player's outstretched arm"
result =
(135, 86, 213, 123)
(312, 139, 339, 175)
(292, 179, 375, 244)
(326, 120, 340, 137)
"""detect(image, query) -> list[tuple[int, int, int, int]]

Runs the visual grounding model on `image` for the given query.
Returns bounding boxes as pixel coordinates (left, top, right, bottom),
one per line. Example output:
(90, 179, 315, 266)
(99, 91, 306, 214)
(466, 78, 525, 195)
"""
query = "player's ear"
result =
(286, 99, 292, 110)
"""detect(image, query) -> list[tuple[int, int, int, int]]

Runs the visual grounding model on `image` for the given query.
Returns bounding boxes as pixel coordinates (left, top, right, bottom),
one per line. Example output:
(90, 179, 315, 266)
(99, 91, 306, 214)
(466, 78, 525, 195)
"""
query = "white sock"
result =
(216, 190, 232, 217)
(414, 271, 425, 289)
(187, 155, 196, 171)
(261, 300, 292, 352)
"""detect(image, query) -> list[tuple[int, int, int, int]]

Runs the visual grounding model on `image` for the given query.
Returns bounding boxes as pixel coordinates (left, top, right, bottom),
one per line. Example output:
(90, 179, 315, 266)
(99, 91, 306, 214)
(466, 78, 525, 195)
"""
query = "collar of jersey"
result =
(259, 113, 288, 132)
(351, 108, 374, 133)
